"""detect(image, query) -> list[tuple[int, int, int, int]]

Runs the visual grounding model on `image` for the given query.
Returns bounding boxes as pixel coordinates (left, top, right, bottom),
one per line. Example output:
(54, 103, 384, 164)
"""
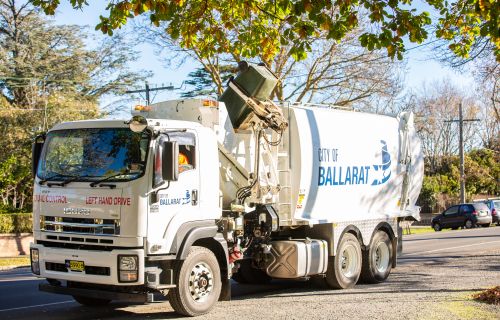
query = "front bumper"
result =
(39, 282, 148, 303)
(31, 243, 144, 285)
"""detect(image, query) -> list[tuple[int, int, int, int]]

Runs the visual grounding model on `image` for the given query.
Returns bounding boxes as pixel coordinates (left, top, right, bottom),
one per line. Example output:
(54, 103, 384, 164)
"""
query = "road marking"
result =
(403, 240, 500, 256)
(0, 301, 74, 312)
(404, 228, 499, 239)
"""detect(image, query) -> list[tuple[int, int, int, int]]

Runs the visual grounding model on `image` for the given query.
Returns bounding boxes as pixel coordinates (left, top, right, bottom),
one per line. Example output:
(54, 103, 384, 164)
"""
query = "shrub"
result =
(0, 212, 32, 233)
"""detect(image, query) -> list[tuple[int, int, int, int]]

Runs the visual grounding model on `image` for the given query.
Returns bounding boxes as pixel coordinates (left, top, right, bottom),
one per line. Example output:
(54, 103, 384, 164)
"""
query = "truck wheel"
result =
(168, 246, 221, 316)
(233, 259, 271, 284)
(360, 230, 393, 284)
(72, 295, 111, 306)
(325, 233, 362, 289)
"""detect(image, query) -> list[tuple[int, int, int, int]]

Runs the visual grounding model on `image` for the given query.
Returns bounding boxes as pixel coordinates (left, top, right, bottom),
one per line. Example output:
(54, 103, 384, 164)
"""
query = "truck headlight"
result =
(30, 248, 40, 275)
(118, 255, 138, 282)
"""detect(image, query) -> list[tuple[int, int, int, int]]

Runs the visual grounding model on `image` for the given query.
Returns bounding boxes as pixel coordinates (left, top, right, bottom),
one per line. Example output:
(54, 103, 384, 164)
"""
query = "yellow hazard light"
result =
(202, 99, 219, 107)
(134, 105, 152, 112)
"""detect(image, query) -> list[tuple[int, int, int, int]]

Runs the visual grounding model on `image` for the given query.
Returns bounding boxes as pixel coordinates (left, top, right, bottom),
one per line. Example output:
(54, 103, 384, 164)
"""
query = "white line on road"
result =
(0, 301, 74, 312)
(403, 240, 500, 257)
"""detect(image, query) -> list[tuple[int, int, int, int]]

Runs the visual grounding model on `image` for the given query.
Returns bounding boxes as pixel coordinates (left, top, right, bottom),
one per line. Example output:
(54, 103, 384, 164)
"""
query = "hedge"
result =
(0, 213, 33, 234)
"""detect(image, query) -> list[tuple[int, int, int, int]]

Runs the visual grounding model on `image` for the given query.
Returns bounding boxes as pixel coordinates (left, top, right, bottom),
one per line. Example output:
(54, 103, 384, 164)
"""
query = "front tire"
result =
(325, 233, 362, 289)
(72, 295, 111, 306)
(360, 230, 393, 284)
(433, 223, 441, 232)
(168, 246, 221, 316)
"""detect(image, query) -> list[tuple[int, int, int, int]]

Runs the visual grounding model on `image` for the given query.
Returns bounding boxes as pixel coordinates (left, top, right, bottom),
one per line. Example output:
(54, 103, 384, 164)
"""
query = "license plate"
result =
(66, 260, 85, 272)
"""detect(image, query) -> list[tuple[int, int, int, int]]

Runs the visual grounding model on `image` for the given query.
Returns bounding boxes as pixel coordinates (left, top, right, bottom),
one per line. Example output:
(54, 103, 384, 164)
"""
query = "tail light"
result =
(492, 208, 497, 216)
(472, 210, 478, 216)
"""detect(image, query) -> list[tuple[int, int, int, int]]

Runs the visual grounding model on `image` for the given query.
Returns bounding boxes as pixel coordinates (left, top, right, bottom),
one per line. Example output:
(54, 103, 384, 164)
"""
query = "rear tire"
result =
(360, 230, 393, 284)
(482, 224, 490, 228)
(72, 295, 111, 306)
(433, 223, 441, 232)
(325, 233, 362, 289)
(168, 246, 221, 316)
(464, 219, 474, 229)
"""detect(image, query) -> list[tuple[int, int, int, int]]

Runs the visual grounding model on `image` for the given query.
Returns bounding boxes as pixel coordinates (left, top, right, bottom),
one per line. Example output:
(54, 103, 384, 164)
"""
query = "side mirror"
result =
(32, 134, 45, 178)
(162, 141, 179, 181)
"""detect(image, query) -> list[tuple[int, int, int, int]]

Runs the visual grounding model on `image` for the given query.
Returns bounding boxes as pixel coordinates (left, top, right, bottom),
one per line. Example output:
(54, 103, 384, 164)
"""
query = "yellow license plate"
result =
(66, 260, 85, 272)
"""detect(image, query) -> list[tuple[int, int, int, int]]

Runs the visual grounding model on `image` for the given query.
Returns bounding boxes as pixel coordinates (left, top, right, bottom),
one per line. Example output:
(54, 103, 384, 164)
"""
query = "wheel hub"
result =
(340, 244, 358, 277)
(373, 242, 390, 273)
(188, 262, 213, 302)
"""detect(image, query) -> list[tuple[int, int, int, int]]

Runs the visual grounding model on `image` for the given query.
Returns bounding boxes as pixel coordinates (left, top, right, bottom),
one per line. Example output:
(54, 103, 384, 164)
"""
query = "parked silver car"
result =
(474, 198, 500, 226)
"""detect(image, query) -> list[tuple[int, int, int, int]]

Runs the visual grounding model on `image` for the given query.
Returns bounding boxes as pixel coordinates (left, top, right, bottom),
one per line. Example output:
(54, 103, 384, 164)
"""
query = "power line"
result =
(125, 81, 177, 105)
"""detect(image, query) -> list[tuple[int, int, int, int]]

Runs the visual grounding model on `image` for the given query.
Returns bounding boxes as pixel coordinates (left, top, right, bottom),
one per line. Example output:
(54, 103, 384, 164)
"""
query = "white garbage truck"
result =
(30, 62, 424, 316)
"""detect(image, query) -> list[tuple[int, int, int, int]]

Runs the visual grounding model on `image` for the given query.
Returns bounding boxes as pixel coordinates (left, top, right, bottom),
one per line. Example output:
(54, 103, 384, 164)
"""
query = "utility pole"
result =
(125, 81, 174, 105)
(444, 102, 480, 203)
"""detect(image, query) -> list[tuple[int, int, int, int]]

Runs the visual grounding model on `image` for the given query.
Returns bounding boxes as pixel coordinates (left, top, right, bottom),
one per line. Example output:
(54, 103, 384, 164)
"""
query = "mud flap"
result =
(219, 277, 231, 301)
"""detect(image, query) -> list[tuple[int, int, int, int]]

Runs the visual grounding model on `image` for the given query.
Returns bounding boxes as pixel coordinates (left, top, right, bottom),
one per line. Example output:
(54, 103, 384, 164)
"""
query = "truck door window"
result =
(153, 132, 196, 187)
(179, 145, 195, 173)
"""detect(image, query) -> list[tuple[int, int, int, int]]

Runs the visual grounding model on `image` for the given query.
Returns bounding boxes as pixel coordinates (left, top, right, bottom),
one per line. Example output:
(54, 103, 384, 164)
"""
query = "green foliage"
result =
(0, 213, 32, 234)
(32, 0, 436, 61)
(0, 1, 147, 210)
(32, 0, 500, 61)
(418, 149, 500, 212)
(432, 0, 500, 60)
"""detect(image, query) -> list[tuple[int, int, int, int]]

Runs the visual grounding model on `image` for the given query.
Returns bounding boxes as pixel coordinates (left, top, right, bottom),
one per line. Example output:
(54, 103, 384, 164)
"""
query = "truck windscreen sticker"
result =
(85, 196, 131, 206)
(33, 194, 68, 203)
(318, 141, 391, 187)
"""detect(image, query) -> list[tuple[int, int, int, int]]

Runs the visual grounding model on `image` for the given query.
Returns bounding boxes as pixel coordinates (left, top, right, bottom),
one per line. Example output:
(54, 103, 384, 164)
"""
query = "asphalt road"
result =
(1, 226, 499, 320)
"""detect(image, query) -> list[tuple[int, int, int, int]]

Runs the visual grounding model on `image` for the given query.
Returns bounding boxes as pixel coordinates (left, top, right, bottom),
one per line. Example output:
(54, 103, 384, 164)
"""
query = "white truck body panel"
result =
(288, 106, 424, 223)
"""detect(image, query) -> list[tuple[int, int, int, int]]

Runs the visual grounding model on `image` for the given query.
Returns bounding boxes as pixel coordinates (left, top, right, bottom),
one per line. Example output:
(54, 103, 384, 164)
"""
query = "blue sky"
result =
(51, 2, 475, 111)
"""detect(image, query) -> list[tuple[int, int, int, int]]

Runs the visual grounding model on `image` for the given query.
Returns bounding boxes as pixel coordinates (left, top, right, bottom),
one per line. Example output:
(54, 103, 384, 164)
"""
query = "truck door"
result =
(147, 132, 200, 254)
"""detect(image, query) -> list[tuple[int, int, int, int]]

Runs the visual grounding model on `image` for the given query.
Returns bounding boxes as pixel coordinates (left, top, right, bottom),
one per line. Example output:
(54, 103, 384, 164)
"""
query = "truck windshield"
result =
(37, 128, 150, 183)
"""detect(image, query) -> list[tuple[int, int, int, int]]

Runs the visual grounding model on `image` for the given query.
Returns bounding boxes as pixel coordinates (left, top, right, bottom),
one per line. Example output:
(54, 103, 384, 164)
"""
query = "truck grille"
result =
(40, 216, 120, 236)
(45, 262, 111, 276)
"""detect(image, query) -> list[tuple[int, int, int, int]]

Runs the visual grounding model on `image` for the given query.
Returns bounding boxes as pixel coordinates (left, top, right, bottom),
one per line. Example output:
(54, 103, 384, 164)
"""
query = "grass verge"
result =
(0, 256, 30, 268)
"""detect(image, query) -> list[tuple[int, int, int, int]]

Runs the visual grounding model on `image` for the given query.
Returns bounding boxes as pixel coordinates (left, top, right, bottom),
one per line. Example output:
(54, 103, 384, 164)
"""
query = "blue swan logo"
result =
(371, 140, 391, 185)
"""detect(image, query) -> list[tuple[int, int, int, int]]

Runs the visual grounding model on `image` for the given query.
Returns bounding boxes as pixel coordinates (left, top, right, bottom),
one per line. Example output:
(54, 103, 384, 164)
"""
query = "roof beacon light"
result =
(134, 105, 152, 112)
(202, 99, 219, 107)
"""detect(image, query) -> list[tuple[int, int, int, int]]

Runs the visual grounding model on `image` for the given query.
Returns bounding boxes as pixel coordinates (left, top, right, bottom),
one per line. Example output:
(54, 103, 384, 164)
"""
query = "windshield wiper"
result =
(40, 173, 95, 187)
(89, 171, 131, 188)
(39, 173, 77, 185)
